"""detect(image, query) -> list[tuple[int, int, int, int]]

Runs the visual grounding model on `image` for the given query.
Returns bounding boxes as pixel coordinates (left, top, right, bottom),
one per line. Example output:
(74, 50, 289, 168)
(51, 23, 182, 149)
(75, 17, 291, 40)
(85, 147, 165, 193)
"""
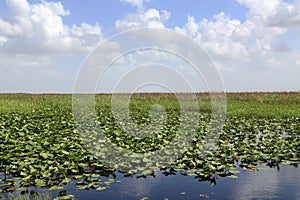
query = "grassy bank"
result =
(0, 92, 299, 117)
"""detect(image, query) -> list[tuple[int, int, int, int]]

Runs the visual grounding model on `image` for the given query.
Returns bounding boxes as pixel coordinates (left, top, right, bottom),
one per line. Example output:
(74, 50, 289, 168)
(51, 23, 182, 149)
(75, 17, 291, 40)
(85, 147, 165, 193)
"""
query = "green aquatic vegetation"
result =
(0, 93, 299, 192)
(0, 190, 52, 200)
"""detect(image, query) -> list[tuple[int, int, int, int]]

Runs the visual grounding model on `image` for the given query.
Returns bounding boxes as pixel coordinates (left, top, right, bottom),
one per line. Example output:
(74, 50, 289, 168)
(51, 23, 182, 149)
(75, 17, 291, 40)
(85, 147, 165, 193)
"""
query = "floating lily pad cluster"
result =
(0, 94, 299, 193)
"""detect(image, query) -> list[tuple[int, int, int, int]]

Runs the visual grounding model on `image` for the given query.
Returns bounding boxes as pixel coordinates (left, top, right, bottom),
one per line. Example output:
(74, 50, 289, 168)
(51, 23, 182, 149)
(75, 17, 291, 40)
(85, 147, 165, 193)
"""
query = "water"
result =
(63, 164, 300, 200)
(2, 164, 299, 199)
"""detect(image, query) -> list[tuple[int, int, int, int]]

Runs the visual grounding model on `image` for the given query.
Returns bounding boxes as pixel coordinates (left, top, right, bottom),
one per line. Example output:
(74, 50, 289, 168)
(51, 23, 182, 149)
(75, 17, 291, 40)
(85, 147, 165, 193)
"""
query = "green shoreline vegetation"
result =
(1, 92, 299, 117)
(0, 93, 299, 199)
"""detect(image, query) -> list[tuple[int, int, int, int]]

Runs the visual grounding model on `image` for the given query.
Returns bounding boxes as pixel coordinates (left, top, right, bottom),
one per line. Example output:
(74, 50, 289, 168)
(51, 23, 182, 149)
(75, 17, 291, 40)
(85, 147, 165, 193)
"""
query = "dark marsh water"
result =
(2, 164, 299, 200)
(65, 164, 300, 200)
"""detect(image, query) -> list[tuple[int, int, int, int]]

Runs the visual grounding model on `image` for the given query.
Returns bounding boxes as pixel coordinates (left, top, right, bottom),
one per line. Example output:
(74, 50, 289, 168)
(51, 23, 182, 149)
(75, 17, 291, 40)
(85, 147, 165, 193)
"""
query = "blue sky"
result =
(54, 0, 248, 29)
(0, 0, 299, 92)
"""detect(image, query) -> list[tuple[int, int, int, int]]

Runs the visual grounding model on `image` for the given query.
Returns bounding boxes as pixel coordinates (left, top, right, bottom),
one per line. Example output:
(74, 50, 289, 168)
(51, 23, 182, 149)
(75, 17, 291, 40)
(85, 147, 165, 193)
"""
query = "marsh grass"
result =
(0, 191, 51, 200)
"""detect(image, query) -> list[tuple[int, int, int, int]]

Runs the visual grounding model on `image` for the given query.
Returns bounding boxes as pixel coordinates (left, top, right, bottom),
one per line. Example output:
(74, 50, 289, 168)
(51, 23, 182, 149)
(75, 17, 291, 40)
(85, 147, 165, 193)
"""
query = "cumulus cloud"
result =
(120, 0, 150, 11)
(0, 18, 23, 37)
(174, 0, 300, 60)
(0, 0, 103, 55)
(115, 8, 170, 31)
(1, 0, 299, 92)
(0, 36, 8, 46)
(237, 0, 281, 20)
(175, 13, 249, 58)
(267, 1, 300, 27)
(238, 0, 300, 28)
(170, 0, 300, 91)
(0, 0, 104, 93)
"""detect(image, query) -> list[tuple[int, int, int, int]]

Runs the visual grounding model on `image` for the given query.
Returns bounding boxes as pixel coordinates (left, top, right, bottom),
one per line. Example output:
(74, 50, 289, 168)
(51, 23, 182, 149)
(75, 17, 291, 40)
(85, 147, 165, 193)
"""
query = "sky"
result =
(0, 0, 300, 93)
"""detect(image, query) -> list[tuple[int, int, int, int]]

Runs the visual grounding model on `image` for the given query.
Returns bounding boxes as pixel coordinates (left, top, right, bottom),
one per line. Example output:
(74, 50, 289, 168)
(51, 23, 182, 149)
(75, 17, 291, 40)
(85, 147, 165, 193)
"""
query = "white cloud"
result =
(175, 13, 249, 58)
(175, 0, 300, 59)
(237, 0, 300, 28)
(172, 0, 300, 91)
(120, 0, 150, 11)
(0, 36, 8, 46)
(115, 8, 170, 31)
(71, 23, 101, 37)
(237, 0, 281, 20)
(0, 18, 23, 37)
(266, 1, 300, 27)
(0, 0, 103, 56)
(1, 0, 299, 92)
(0, 0, 104, 93)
